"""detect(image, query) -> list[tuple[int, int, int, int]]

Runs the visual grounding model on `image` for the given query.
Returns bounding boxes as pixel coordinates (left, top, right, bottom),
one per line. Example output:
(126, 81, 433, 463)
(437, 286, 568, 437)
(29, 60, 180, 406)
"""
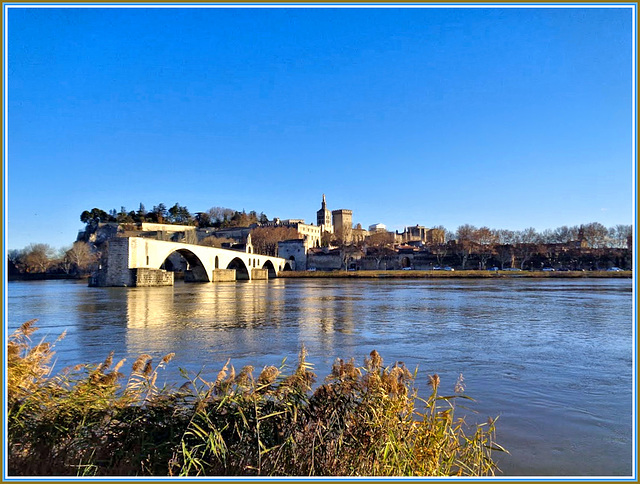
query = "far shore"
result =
(8, 269, 632, 282)
(7, 273, 90, 282)
(278, 269, 633, 279)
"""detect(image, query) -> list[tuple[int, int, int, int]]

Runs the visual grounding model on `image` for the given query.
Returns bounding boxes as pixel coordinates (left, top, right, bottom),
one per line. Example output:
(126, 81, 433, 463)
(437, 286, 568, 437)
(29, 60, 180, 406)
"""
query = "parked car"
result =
(607, 267, 623, 272)
(488, 267, 500, 271)
(402, 267, 413, 270)
(443, 266, 454, 271)
(504, 268, 522, 271)
(542, 267, 555, 272)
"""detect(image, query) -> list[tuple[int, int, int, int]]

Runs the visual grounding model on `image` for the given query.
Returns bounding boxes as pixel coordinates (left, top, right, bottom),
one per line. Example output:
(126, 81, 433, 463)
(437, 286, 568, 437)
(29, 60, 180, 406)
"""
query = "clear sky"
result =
(4, 4, 636, 251)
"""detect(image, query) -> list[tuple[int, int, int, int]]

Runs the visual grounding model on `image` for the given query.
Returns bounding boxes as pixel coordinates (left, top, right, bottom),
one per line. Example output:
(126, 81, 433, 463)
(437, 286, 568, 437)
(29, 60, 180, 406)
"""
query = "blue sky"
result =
(4, 4, 636, 251)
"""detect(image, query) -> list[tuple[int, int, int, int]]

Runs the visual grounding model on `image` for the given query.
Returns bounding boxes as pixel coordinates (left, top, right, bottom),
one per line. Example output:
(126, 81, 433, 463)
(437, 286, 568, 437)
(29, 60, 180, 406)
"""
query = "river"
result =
(6, 277, 634, 476)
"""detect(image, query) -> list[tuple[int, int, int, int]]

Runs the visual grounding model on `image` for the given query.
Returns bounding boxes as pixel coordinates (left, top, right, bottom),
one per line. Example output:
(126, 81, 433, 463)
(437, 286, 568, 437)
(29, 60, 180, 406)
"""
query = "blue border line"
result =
(1, 2, 639, 6)
(3, 2, 9, 480)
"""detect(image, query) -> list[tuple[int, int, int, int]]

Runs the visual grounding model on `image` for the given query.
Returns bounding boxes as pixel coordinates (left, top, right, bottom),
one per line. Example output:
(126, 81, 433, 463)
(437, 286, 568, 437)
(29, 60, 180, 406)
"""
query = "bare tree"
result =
(608, 224, 632, 249)
(22, 243, 56, 273)
(474, 226, 496, 270)
(206, 207, 236, 227)
(341, 244, 362, 270)
(547, 225, 578, 244)
(250, 226, 299, 256)
(515, 228, 540, 270)
(431, 243, 449, 267)
(58, 247, 73, 274)
(455, 224, 477, 270)
(493, 229, 516, 269)
(65, 241, 96, 273)
(581, 222, 610, 248)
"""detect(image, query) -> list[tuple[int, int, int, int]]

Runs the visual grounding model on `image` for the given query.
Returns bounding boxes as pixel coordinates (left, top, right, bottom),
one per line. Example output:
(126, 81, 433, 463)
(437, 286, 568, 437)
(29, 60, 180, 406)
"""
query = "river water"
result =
(6, 277, 635, 476)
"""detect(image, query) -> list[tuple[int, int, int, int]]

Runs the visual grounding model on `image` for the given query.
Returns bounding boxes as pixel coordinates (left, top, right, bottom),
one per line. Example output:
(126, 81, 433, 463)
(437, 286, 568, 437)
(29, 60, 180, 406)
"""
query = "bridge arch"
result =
(262, 260, 277, 279)
(162, 248, 210, 282)
(227, 257, 250, 280)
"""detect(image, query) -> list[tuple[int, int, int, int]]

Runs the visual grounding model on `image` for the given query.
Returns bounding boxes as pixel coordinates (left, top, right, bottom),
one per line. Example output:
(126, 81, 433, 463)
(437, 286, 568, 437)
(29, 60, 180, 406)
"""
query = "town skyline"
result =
(5, 4, 635, 251)
(7, 187, 635, 250)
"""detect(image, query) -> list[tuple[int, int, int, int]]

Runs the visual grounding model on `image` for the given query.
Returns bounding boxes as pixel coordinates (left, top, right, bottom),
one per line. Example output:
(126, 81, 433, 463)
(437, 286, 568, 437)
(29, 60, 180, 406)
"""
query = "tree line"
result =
(8, 242, 97, 276)
(80, 203, 270, 229)
(424, 223, 631, 270)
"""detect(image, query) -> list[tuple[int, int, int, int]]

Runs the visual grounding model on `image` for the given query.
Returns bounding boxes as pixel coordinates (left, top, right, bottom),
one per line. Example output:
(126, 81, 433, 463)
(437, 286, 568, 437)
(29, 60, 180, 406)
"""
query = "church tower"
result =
(316, 194, 333, 233)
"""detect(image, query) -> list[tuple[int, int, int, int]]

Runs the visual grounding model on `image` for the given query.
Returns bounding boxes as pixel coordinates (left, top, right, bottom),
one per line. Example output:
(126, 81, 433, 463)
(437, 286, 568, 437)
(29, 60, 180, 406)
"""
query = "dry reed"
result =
(8, 322, 507, 477)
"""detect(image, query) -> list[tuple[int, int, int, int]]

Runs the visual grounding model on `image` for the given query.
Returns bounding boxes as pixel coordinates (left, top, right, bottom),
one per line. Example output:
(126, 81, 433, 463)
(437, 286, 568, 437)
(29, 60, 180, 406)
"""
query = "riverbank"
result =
(7, 273, 90, 282)
(279, 269, 633, 279)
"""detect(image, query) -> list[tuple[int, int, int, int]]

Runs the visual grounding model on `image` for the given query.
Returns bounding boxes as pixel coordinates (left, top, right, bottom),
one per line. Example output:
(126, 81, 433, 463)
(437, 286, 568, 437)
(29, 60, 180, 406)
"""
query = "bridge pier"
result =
(133, 268, 174, 287)
(210, 269, 236, 282)
(251, 268, 269, 280)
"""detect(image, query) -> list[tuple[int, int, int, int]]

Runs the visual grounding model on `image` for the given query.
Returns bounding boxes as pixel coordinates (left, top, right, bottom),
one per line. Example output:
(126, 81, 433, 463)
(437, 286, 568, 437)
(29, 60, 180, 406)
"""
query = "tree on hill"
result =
(80, 208, 115, 228)
(148, 204, 168, 224)
(167, 203, 194, 225)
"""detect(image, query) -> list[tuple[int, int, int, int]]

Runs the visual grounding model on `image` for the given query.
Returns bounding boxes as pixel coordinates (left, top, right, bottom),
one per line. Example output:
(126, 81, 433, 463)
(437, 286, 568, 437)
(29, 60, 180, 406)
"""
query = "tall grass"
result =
(8, 321, 507, 476)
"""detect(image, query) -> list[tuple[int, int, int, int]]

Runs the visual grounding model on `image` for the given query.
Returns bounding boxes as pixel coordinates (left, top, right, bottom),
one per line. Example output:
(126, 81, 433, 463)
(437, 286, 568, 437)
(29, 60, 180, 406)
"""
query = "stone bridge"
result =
(91, 237, 292, 287)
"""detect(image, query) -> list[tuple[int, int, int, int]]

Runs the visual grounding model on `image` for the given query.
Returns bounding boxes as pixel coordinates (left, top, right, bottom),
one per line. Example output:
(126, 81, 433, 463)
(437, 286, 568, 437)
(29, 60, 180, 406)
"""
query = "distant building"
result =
(368, 223, 386, 233)
(352, 225, 369, 244)
(332, 209, 353, 243)
(398, 225, 445, 245)
(277, 239, 307, 270)
(208, 226, 254, 242)
(283, 220, 322, 248)
(316, 194, 333, 235)
(221, 233, 254, 253)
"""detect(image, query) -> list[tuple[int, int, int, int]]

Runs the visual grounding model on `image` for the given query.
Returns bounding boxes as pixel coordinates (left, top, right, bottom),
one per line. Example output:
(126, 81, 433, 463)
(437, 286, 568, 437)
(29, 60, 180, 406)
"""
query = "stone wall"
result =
(307, 252, 342, 271)
(140, 223, 196, 233)
(359, 256, 401, 271)
(105, 238, 133, 286)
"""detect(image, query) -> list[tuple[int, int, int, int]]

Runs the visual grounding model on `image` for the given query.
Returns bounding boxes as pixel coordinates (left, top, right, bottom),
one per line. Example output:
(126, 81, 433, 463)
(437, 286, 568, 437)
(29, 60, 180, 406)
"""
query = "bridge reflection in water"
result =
(122, 280, 358, 382)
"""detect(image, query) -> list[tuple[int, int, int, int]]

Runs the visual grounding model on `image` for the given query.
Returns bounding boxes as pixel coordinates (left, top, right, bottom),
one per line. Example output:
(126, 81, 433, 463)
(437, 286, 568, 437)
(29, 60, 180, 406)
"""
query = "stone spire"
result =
(317, 193, 332, 229)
